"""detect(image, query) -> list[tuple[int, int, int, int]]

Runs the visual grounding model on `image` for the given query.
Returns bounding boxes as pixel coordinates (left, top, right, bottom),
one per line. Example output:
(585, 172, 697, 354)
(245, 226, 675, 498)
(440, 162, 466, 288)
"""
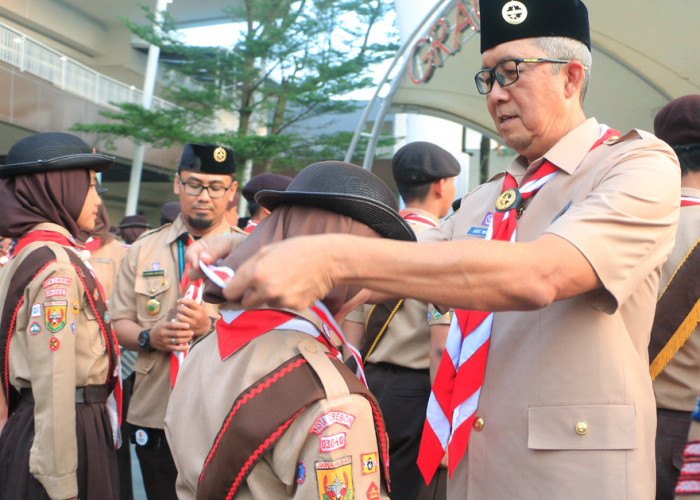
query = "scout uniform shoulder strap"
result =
(196, 344, 389, 500)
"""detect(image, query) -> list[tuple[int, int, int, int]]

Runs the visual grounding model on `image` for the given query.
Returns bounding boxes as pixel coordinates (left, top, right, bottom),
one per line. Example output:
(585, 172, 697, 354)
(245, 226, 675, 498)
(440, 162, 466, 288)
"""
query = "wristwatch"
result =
(137, 329, 155, 352)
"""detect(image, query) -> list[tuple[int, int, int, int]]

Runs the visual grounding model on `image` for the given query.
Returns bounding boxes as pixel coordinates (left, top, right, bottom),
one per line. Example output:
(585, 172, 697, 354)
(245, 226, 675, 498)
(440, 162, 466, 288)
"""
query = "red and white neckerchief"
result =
(244, 220, 259, 234)
(169, 280, 203, 387)
(399, 209, 439, 229)
(681, 195, 700, 207)
(199, 260, 368, 386)
(417, 126, 620, 482)
(12, 229, 78, 256)
(82, 236, 102, 252)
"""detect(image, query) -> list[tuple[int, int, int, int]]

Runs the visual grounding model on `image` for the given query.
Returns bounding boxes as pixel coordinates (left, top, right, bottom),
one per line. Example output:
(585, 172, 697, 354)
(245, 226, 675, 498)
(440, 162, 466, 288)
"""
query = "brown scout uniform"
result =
(421, 119, 680, 499)
(88, 237, 128, 303)
(110, 214, 235, 430)
(0, 223, 117, 499)
(165, 308, 390, 500)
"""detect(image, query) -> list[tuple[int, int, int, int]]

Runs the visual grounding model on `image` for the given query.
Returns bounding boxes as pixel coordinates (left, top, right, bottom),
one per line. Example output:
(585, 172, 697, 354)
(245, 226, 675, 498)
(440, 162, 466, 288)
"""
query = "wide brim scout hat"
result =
(0, 132, 114, 178)
(178, 143, 236, 176)
(119, 214, 151, 229)
(256, 161, 416, 242)
(480, 0, 590, 53)
(393, 141, 461, 184)
(242, 173, 293, 203)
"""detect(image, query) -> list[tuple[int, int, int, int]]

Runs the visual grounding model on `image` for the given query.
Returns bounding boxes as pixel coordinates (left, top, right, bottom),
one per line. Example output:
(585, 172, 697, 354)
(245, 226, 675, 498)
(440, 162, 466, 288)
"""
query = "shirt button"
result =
(575, 421, 588, 435)
(473, 416, 485, 431)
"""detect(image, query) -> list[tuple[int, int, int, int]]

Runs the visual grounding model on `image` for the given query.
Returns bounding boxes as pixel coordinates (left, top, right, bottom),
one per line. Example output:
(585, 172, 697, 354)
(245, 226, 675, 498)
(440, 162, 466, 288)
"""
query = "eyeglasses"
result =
(178, 174, 233, 199)
(474, 58, 580, 95)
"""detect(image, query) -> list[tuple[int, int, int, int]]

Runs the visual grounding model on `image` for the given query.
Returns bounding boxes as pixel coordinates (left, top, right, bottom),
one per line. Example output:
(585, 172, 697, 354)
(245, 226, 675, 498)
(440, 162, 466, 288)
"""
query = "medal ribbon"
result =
(417, 126, 620, 482)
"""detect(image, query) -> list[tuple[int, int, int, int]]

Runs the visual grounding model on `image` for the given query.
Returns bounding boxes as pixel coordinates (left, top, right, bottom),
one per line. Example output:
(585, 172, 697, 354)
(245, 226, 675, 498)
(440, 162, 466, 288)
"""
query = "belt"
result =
(20, 385, 108, 404)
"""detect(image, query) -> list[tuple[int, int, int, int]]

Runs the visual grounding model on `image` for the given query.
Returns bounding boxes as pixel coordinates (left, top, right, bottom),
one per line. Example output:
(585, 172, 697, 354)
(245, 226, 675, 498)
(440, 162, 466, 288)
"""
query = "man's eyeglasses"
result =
(178, 174, 233, 199)
(474, 58, 580, 95)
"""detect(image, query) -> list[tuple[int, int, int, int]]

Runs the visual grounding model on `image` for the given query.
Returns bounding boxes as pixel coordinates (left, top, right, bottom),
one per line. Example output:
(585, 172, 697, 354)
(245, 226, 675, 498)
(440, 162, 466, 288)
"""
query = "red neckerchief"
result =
(399, 209, 439, 228)
(82, 237, 102, 252)
(12, 230, 78, 256)
(244, 220, 258, 234)
(681, 195, 700, 207)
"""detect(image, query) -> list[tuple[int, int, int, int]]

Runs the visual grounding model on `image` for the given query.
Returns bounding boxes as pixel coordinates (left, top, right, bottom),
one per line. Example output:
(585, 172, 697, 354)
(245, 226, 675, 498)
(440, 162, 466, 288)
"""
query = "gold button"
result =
(575, 421, 588, 435)
(473, 417, 485, 431)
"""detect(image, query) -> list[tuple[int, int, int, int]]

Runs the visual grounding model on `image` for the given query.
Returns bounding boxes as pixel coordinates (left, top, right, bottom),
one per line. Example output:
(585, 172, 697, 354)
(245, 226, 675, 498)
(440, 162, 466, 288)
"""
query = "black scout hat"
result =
(178, 143, 235, 176)
(392, 141, 461, 185)
(480, 0, 591, 53)
(256, 161, 415, 242)
(0, 132, 114, 178)
(241, 173, 293, 203)
(654, 95, 700, 148)
(118, 214, 151, 229)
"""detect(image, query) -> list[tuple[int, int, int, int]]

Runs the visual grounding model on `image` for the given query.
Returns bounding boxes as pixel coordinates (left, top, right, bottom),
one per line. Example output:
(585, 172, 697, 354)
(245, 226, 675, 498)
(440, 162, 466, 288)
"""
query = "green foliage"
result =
(74, 0, 399, 171)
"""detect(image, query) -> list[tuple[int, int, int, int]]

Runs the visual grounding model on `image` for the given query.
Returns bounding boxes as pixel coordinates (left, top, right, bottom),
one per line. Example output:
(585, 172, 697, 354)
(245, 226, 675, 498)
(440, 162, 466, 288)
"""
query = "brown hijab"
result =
(205, 205, 379, 316)
(0, 168, 90, 238)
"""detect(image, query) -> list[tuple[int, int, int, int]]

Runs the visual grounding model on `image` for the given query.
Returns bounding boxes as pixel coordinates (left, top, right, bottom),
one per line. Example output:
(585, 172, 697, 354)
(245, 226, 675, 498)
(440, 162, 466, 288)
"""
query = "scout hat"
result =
(480, 0, 590, 53)
(242, 173, 293, 203)
(393, 141, 461, 185)
(653, 94, 700, 148)
(0, 132, 114, 178)
(118, 214, 151, 229)
(178, 143, 235, 176)
(256, 161, 415, 242)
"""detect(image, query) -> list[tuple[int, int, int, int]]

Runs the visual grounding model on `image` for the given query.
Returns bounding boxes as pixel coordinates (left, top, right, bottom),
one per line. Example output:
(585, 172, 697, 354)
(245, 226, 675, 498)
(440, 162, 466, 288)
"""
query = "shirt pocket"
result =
(528, 404, 637, 450)
(134, 275, 172, 324)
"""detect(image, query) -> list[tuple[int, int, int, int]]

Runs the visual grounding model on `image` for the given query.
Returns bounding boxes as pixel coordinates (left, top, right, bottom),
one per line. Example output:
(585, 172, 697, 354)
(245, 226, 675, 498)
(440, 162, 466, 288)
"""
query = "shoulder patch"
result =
(310, 411, 356, 434)
(315, 456, 353, 500)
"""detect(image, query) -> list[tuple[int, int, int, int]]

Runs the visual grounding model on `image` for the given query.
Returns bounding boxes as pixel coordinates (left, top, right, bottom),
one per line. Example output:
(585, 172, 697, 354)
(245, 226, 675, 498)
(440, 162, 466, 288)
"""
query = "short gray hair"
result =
(534, 37, 592, 104)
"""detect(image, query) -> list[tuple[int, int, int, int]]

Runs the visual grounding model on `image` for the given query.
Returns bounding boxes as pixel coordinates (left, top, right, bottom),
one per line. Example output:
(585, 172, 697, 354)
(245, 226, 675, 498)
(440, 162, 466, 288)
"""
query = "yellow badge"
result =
(361, 452, 378, 475)
(495, 188, 520, 212)
(45, 301, 67, 333)
(146, 297, 161, 316)
(71, 299, 80, 315)
(315, 456, 354, 500)
(213, 146, 227, 163)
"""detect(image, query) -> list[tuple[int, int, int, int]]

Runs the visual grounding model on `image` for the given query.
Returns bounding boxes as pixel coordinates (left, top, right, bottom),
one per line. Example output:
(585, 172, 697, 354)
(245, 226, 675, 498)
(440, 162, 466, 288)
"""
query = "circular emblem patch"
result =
(495, 188, 522, 212)
(93, 289, 100, 302)
(296, 461, 306, 484)
(146, 298, 161, 316)
(213, 146, 227, 163)
(135, 429, 149, 446)
(29, 322, 41, 335)
(502, 0, 528, 24)
(49, 336, 60, 351)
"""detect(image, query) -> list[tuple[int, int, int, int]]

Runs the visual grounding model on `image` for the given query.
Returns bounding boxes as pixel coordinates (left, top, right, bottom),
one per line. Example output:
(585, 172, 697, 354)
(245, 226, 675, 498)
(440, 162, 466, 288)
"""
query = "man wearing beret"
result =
(118, 215, 151, 246)
(649, 95, 700, 500)
(241, 173, 293, 233)
(196, 1, 681, 498)
(344, 141, 458, 500)
(110, 143, 240, 499)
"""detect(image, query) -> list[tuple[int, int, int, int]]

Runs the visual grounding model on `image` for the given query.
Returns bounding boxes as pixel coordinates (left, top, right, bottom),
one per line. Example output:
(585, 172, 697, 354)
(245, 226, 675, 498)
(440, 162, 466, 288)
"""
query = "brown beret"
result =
(242, 173, 293, 203)
(392, 142, 461, 184)
(654, 95, 700, 147)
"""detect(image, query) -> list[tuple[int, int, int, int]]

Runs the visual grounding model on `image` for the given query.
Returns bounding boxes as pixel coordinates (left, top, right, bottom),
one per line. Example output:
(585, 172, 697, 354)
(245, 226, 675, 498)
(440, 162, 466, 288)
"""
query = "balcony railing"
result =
(0, 20, 173, 111)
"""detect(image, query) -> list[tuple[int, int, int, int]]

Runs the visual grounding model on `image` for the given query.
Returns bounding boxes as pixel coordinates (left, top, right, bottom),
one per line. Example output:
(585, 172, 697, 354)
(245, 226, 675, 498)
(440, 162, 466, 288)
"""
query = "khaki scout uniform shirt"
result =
(110, 215, 234, 429)
(88, 238, 127, 303)
(1, 223, 112, 500)
(165, 307, 389, 500)
(345, 208, 450, 369)
(422, 119, 680, 500)
(653, 186, 700, 411)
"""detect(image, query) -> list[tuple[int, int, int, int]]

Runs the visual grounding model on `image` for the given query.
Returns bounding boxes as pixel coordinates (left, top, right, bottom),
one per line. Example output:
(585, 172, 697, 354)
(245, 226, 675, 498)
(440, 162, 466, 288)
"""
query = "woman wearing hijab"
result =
(0, 132, 121, 500)
(165, 161, 415, 500)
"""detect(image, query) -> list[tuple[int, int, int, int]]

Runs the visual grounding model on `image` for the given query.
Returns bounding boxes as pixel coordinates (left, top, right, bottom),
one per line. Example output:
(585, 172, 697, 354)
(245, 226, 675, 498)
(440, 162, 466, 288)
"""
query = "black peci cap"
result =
(392, 142, 461, 185)
(178, 143, 235, 176)
(480, 0, 590, 53)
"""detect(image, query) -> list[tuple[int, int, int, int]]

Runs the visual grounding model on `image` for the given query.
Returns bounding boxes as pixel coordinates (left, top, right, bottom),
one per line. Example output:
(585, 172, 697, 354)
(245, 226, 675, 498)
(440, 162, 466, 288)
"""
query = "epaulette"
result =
(603, 129, 641, 146)
(487, 171, 507, 182)
(135, 222, 170, 241)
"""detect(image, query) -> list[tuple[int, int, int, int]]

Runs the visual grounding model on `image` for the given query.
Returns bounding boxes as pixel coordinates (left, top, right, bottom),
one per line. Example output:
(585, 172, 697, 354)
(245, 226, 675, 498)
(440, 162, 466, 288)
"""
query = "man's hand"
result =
(148, 320, 193, 352)
(185, 234, 240, 281)
(176, 298, 211, 336)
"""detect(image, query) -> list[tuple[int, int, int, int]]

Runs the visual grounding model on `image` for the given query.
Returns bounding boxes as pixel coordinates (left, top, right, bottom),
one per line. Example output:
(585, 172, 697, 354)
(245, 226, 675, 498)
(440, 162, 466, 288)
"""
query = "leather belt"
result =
(20, 385, 108, 404)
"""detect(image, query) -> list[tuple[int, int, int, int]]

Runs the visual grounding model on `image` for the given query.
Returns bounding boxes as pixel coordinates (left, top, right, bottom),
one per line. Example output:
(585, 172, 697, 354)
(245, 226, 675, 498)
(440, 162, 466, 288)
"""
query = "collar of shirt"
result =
(402, 206, 440, 226)
(164, 213, 233, 245)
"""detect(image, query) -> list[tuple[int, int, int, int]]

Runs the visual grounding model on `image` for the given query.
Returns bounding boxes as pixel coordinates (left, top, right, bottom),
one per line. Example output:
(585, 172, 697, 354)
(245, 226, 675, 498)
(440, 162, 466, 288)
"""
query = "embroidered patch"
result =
(104, 312, 110, 323)
(310, 411, 356, 434)
(366, 482, 380, 500)
(45, 288, 67, 297)
(49, 336, 60, 351)
(319, 432, 346, 453)
(45, 301, 67, 333)
(481, 212, 493, 227)
(467, 227, 488, 238)
(29, 322, 41, 335)
(296, 461, 306, 484)
(71, 300, 80, 315)
(93, 289, 100, 301)
(315, 457, 353, 500)
(42, 276, 72, 288)
(71, 322, 76, 334)
(361, 452, 378, 475)
(31, 303, 42, 317)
